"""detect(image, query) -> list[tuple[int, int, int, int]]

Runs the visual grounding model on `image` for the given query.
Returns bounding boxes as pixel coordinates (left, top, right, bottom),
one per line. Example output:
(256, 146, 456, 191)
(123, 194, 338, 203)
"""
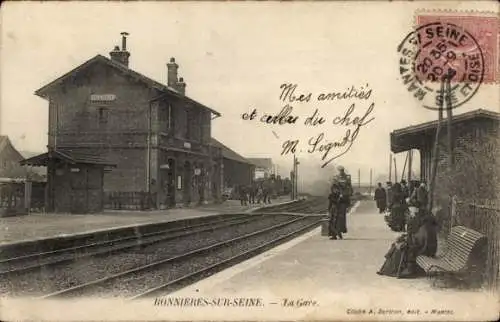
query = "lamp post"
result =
(293, 155, 300, 200)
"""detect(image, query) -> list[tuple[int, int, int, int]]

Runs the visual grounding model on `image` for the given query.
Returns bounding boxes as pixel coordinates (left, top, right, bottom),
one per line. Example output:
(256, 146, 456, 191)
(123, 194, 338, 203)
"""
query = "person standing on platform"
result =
(248, 181, 256, 204)
(401, 180, 410, 201)
(239, 185, 248, 206)
(267, 178, 274, 204)
(374, 182, 387, 214)
(328, 179, 342, 239)
(332, 165, 353, 237)
(149, 179, 158, 210)
(390, 182, 406, 231)
(256, 183, 263, 204)
(386, 181, 393, 211)
(416, 182, 429, 216)
(262, 179, 270, 204)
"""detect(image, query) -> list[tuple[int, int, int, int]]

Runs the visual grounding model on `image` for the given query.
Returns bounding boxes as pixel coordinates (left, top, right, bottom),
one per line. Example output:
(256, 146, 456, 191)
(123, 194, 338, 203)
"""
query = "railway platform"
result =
(0, 196, 292, 245)
(168, 200, 498, 321)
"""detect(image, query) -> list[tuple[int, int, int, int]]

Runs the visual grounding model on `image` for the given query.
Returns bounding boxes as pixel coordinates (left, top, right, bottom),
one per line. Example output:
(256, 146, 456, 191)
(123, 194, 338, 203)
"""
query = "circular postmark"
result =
(397, 21, 485, 110)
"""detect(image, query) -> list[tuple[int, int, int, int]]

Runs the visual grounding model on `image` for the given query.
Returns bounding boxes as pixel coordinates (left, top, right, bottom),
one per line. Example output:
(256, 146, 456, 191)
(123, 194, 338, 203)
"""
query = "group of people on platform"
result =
(327, 166, 353, 240)
(236, 179, 275, 206)
(374, 179, 438, 278)
(374, 179, 429, 232)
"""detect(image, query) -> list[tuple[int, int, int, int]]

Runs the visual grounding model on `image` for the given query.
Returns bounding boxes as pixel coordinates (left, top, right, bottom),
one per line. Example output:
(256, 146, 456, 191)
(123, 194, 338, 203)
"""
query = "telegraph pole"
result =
(369, 168, 373, 195)
(291, 154, 299, 200)
(401, 152, 408, 181)
(389, 154, 392, 182)
(294, 155, 300, 199)
(446, 75, 455, 171)
(428, 70, 451, 212)
(358, 168, 361, 190)
(394, 157, 398, 183)
(407, 150, 413, 182)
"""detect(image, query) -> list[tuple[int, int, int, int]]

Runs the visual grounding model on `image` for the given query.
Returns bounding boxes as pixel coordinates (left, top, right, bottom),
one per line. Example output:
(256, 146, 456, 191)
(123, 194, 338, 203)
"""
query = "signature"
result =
(280, 103, 375, 167)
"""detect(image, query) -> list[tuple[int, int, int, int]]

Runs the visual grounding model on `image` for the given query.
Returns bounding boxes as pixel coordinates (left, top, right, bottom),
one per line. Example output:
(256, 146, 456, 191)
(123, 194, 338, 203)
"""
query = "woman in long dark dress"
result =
(389, 183, 407, 232)
(377, 211, 438, 278)
(374, 183, 387, 213)
(328, 181, 343, 240)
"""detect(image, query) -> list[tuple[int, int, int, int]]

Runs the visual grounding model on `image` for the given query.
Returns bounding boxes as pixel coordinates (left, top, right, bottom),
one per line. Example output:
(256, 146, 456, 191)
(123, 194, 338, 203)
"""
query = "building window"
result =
(186, 110, 192, 140)
(167, 104, 174, 132)
(98, 108, 108, 124)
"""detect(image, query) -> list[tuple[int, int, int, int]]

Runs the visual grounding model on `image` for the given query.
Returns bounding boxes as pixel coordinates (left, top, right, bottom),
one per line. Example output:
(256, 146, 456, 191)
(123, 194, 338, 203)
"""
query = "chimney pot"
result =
(110, 33, 130, 67)
(121, 32, 129, 51)
(176, 77, 186, 95)
(167, 58, 179, 87)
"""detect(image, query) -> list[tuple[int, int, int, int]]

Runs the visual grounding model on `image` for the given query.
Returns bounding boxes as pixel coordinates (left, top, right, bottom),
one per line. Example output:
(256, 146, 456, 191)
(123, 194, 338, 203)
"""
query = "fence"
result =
(0, 181, 46, 216)
(103, 191, 156, 210)
(446, 197, 499, 290)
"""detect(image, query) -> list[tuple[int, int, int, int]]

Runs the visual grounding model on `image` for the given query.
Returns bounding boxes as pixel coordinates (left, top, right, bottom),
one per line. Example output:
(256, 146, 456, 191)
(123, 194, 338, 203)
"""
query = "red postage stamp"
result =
(416, 12, 499, 84)
(397, 11, 498, 110)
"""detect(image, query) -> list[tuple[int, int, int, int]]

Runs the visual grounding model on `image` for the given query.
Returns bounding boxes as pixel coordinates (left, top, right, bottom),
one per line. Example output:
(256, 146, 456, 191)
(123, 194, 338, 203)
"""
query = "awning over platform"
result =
(19, 149, 116, 167)
(390, 109, 500, 153)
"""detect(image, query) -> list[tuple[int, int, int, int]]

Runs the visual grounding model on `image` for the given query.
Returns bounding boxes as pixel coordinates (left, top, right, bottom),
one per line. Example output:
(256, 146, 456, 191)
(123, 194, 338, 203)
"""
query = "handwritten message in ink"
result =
(241, 83, 375, 168)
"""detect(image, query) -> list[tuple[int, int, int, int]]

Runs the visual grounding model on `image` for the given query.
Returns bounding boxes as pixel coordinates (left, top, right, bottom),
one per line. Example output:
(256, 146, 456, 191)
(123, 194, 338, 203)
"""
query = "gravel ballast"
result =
(58, 217, 321, 298)
(0, 214, 297, 297)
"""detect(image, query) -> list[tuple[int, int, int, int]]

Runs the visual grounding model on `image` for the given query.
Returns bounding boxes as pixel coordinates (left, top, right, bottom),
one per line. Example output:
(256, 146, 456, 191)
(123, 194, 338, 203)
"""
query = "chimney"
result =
(176, 77, 186, 95)
(109, 32, 130, 67)
(167, 57, 179, 87)
(121, 32, 129, 51)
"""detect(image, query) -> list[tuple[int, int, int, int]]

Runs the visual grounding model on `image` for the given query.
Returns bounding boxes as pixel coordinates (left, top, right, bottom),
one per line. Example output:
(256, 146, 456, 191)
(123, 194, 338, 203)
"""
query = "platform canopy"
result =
(19, 149, 116, 167)
(390, 109, 500, 154)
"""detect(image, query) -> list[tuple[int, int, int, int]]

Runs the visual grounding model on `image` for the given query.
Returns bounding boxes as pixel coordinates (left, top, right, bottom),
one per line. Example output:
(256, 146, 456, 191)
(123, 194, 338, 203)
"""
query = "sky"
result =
(1, 1, 498, 187)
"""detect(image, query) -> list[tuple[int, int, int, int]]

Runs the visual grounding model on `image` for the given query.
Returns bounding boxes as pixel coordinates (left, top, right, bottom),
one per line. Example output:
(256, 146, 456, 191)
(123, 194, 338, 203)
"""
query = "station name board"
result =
(90, 94, 117, 102)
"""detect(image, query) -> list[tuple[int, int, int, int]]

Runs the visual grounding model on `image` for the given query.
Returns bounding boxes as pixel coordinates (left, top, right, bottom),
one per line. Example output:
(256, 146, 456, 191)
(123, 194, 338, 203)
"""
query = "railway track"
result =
(0, 214, 298, 297)
(41, 215, 322, 299)
(256, 196, 329, 214)
(0, 214, 253, 276)
(1, 197, 329, 298)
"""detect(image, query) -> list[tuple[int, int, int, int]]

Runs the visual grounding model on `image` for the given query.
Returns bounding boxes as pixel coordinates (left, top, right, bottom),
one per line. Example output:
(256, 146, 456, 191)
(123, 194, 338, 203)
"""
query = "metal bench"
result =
(416, 226, 487, 287)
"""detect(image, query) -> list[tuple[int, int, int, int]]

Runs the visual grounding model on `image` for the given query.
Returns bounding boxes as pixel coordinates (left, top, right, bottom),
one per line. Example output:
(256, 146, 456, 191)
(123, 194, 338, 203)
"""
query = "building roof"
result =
(210, 138, 254, 165)
(20, 149, 116, 167)
(247, 158, 273, 169)
(0, 135, 8, 153)
(391, 109, 500, 153)
(0, 135, 24, 160)
(19, 151, 44, 159)
(35, 54, 221, 117)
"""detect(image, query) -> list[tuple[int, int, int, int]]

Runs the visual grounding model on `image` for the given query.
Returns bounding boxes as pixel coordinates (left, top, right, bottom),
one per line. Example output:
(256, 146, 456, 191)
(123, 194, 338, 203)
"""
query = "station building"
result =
(24, 33, 228, 210)
(211, 138, 255, 189)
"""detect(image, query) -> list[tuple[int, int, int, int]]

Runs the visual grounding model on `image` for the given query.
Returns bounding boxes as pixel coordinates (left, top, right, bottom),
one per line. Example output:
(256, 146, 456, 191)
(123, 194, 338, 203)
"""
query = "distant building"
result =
(248, 158, 274, 179)
(26, 33, 224, 208)
(0, 136, 25, 179)
(0, 136, 46, 181)
(211, 138, 255, 189)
